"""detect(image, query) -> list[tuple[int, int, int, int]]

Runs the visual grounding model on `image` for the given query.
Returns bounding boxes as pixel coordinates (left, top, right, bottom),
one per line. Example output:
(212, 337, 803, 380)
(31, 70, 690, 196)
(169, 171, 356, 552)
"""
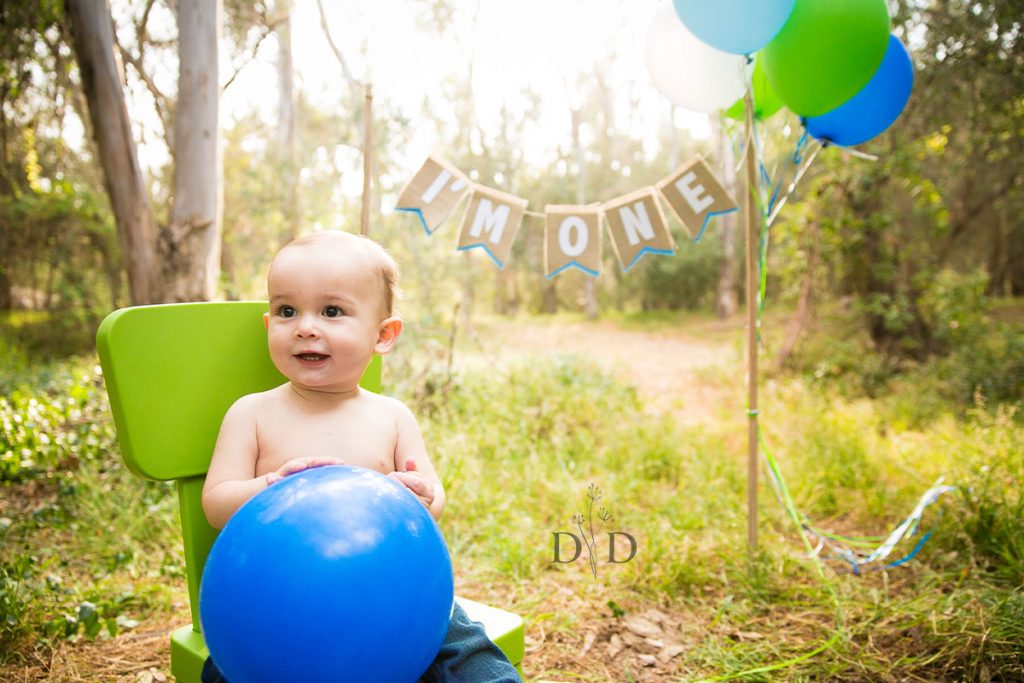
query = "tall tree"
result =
(712, 117, 738, 317)
(66, 0, 223, 304)
(65, 0, 157, 304)
(166, 0, 223, 301)
(274, 0, 299, 244)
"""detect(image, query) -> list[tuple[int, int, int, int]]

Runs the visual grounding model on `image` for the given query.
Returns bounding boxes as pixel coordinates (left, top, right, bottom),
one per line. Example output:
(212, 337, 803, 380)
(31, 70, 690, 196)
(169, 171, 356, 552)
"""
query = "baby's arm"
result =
(201, 395, 342, 529)
(202, 396, 265, 529)
(388, 400, 446, 521)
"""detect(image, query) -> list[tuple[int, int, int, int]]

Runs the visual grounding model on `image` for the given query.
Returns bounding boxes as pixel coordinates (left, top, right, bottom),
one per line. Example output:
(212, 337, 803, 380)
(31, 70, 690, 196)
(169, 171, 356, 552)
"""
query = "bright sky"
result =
(102, 1, 714, 203)
(218, 0, 710, 197)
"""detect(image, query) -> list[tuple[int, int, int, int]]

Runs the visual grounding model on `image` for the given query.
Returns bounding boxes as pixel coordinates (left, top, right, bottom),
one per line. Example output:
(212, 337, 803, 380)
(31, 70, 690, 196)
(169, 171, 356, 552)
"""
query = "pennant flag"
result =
(656, 156, 738, 242)
(602, 188, 675, 272)
(544, 205, 602, 279)
(395, 154, 471, 235)
(457, 186, 529, 269)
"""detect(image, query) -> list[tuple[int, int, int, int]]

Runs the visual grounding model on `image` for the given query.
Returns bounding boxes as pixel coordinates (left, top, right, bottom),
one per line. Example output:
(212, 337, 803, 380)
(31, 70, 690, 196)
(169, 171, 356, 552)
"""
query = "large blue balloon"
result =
(200, 465, 454, 683)
(673, 0, 797, 55)
(805, 35, 914, 147)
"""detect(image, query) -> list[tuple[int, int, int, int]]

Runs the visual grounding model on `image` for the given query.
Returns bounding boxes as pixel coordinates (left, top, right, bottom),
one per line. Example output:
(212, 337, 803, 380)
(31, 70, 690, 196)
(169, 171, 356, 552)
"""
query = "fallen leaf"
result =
(623, 615, 663, 639)
(732, 630, 764, 641)
(579, 630, 597, 658)
(658, 643, 686, 663)
(608, 633, 625, 659)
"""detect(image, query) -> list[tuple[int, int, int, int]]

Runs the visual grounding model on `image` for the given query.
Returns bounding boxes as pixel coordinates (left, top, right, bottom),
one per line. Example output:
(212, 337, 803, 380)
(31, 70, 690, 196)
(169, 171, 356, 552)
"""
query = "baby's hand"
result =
(264, 457, 344, 486)
(389, 459, 435, 509)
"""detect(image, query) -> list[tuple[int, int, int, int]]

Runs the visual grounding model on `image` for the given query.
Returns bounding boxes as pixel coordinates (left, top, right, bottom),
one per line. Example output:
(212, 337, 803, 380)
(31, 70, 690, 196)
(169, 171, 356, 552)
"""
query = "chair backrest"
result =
(97, 302, 382, 629)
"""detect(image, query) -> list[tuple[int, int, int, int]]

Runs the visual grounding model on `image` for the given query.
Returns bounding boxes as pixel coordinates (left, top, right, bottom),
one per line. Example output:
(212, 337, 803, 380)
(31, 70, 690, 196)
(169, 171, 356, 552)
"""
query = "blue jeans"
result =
(200, 602, 521, 683)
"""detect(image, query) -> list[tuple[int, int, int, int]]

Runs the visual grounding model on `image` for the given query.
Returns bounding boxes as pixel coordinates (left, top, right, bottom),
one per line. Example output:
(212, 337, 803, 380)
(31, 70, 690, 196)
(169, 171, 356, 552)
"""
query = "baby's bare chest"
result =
(254, 407, 397, 477)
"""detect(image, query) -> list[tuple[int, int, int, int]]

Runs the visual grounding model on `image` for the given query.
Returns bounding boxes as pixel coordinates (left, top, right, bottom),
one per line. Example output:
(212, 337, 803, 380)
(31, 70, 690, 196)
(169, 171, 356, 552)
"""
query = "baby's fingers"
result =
(390, 472, 435, 505)
(271, 457, 344, 484)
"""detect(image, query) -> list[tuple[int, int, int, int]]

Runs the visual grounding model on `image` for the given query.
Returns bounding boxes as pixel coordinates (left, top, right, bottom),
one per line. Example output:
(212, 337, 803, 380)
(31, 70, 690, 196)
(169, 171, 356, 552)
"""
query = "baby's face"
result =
(265, 243, 387, 392)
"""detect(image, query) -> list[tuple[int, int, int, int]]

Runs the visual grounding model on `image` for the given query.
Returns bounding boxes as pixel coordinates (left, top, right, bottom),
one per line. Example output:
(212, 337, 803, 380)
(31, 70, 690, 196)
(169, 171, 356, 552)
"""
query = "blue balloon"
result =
(200, 465, 454, 683)
(673, 0, 797, 55)
(805, 35, 914, 147)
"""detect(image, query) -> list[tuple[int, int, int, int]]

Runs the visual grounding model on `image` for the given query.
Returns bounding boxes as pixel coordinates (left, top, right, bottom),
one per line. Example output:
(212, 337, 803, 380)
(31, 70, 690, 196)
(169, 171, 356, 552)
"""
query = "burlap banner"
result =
(544, 205, 602, 278)
(457, 185, 529, 269)
(602, 188, 676, 272)
(396, 154, 737, 276)
(656, 156, 738, 241)
(395, 154, 471, 235)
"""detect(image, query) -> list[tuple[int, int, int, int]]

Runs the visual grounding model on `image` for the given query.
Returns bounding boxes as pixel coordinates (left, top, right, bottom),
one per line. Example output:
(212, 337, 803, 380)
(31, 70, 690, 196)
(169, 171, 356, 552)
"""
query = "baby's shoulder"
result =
(361, 390, 413, 419)
(225, 385, 288, 418)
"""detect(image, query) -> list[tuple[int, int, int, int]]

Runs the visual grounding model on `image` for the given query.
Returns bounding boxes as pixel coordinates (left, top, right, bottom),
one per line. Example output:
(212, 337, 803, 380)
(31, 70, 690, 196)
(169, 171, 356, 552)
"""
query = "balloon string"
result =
(766, 138, 824, 227)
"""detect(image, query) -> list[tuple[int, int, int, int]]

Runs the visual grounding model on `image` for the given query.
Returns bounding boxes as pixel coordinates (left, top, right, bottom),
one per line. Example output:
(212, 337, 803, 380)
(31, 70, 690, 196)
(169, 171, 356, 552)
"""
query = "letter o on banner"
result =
(544, 205, 603, 278)
(559, 216, 589, 258)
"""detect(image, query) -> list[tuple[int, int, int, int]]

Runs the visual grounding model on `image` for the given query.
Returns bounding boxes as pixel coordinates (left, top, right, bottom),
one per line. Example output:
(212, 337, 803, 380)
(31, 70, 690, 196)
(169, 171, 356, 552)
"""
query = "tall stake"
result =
(361, 82, 373, 237)
(743, 89, 759, 556)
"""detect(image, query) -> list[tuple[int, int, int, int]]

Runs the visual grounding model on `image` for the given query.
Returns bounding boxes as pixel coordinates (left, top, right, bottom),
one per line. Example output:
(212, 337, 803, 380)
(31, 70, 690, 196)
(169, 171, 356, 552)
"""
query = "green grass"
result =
(1, 316, 1023, 680)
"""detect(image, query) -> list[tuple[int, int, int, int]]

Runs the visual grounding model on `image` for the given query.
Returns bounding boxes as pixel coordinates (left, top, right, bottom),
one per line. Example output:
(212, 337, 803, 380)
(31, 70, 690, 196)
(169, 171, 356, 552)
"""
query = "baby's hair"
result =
(277, 230, 401, 317)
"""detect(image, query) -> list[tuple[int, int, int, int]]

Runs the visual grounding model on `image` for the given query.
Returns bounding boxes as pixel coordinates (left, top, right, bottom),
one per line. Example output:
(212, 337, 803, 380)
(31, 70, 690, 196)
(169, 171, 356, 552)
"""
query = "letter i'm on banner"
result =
(457, 186, 529, 269)
(395, 155, 471, 235)
(602, 188, 675, 272)
(544, 205, 602, 278)
(656, 156, 738, 242)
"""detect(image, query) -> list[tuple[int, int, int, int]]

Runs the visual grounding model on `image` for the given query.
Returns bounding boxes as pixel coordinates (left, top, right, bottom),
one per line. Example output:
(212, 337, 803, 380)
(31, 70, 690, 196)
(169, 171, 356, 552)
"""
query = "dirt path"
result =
(474, 317, 742, 425)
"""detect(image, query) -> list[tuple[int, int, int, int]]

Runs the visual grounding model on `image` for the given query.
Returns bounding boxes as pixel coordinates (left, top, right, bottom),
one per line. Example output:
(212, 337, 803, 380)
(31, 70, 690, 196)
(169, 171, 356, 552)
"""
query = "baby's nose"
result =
(294, 315, 320, 337)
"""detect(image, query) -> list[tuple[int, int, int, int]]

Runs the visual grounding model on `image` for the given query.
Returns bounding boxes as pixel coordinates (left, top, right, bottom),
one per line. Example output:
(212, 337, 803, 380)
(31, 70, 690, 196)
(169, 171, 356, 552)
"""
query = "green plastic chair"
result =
(97, 302, 524, 682)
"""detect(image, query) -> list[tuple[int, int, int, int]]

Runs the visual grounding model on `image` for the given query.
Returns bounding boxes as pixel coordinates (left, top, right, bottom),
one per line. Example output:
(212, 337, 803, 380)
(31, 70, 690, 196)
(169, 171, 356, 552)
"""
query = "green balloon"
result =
(725, 58, 785, 121)
(762, 0, 890, 117)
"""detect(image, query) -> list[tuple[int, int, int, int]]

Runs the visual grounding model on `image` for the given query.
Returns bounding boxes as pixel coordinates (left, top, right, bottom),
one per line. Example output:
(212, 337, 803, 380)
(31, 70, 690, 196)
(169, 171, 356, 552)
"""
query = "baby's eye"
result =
(277, 305, 297, 318)
(323, 305, 344, 318)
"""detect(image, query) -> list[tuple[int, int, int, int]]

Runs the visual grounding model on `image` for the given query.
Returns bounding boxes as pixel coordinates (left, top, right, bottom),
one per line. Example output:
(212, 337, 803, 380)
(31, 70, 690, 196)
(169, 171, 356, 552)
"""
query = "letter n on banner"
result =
(656, 156, 737, 242)
(544, 205, 602, 279)
(603, 188, 675, 272)
(458, 186, 528, 269)
(395, 155, 471, 235)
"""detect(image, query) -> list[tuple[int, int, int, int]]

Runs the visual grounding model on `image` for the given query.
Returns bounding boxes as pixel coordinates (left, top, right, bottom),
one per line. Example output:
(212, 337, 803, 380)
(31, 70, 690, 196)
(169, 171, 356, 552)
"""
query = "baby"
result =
(201, 230, 520, 683)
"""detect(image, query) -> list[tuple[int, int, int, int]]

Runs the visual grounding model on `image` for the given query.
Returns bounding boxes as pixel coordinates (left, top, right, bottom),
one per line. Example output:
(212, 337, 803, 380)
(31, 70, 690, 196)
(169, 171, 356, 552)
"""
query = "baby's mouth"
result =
(295, 353, 329, 362)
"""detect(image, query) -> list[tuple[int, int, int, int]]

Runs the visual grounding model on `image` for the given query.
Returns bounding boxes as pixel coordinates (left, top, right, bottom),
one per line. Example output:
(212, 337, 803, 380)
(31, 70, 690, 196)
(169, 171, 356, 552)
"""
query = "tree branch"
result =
(315, 0, 360, 90)
(221, 18, 285, 93)
(116, 43, 171, 134)
(939, 173, 1020, 263)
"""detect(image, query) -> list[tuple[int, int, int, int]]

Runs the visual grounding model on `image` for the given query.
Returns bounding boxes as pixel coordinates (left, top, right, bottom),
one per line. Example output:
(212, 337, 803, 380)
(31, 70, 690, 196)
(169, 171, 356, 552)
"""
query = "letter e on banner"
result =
(457, 185, 529, 268)
(395, 155, 471, 235)
(544, 205, 602, 278)
(602, 188, 675, 272)
(656, 156, 737, 242)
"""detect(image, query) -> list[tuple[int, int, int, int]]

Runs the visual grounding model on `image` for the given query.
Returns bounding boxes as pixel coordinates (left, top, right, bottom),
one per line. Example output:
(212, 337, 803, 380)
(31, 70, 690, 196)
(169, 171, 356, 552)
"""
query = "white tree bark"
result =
(275, 0, 299, 243)
(167, 0, 223, 301)
(65, 0, 158, 305)
(713, 117, 739, 318)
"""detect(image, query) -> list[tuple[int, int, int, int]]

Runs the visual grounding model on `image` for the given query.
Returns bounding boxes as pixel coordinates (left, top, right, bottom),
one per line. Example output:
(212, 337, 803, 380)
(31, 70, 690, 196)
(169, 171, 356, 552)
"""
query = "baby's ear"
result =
(263, 312, 270, 331)
(374, 316, 403, 354)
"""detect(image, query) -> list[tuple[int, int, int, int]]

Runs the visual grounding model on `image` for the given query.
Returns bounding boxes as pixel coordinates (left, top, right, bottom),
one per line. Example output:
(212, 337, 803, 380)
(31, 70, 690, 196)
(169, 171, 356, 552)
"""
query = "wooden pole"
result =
(361, 82, 373, 237)
(743, 89, 759, 555)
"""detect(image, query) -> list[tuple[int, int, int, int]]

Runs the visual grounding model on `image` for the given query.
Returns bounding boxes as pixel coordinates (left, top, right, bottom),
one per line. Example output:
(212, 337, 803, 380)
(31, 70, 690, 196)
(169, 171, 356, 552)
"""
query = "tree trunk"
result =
(275, 0, 299, 245)
(776, 217, 821, 369)
(0, 269, 12, 310)
(987, 207, 1008, 297)
(712, 118, 738, 318)
(65, 0, 158, 305)
(164, 0, 223, 302)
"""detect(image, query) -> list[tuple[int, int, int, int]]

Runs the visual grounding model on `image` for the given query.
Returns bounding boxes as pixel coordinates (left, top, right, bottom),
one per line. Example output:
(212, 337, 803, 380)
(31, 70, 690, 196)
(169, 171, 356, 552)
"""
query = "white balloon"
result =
(644, 4, 751, 113)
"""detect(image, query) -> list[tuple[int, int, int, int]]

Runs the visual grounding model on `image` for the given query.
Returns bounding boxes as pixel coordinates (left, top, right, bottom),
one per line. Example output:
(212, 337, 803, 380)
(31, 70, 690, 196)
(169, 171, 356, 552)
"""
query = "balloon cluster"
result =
(645, 0, 913, 147)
